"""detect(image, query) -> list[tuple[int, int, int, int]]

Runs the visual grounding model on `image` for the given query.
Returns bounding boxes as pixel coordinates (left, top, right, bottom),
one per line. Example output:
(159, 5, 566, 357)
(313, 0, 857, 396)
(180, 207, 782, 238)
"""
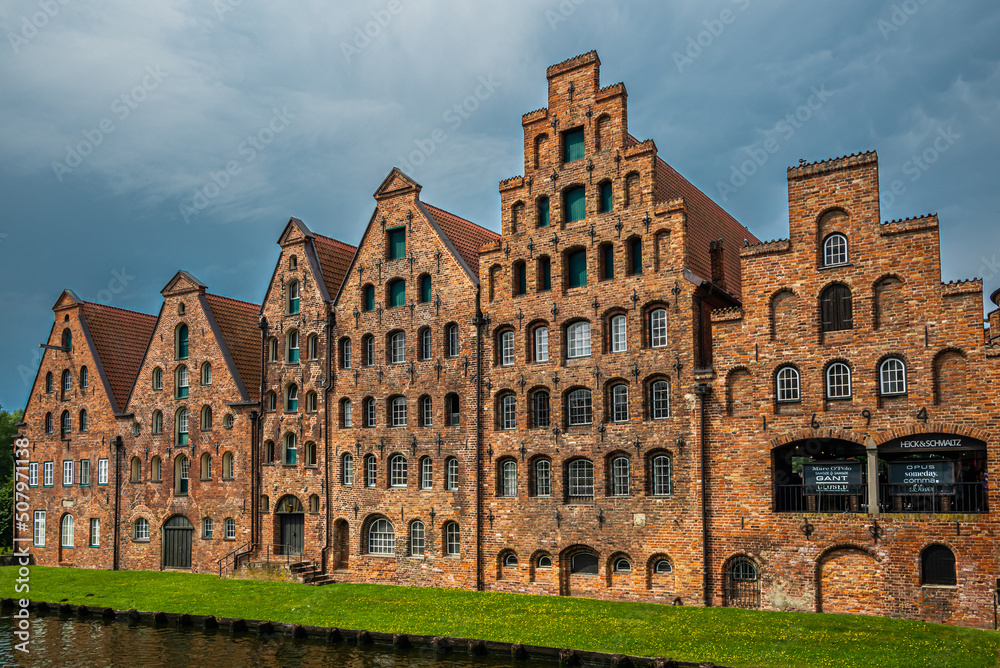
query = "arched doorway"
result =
(275, 495, 304, 556)
(333, 519, 350, 569)
(162, 515, 193, 569)
(723, 556, 760, 609)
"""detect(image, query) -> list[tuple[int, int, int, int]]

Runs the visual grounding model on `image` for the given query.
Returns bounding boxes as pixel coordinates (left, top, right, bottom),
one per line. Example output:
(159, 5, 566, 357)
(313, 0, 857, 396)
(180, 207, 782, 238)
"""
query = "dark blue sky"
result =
(2, 0, 999, 412)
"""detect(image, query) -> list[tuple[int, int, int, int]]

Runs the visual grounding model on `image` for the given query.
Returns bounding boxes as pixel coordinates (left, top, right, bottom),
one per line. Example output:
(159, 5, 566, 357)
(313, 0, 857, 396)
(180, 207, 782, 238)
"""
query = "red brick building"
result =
(15, 52, 998, 629)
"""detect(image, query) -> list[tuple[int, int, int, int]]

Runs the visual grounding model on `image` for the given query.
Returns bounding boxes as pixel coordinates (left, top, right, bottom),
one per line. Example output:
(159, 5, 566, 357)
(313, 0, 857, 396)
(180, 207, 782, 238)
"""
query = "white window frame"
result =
(446, 458, 459, 491)
(364, 335, 375, 366)
(368, 518, 395, 555)
(650, 308, 668, 348)
(567, 388, 593, 426)
(342, 454, 354, 485)
(62, 460, 74, 486)
(29, 462, 38, 487)
(390, 455, 408, 487)
(534, 459, 551, 496)
(652, 454, 672, 496)
(879, 358, 907, 396)
(421, 457, 433, 489)
(225, 518, 236, 540)
(366, 455, 377, 487)
(611, 314, 627, 353)
(776, 366, 801, 403)
(342, 339, 352, 368)
(390, 331, 406, 364)
(501, 460, 517, 497)
(410, 521, 425, 556)
(447, 324, 459, 357)
(365, 398, 376, 427)
(826, 362, 852, 399)
(533, 326, 549, 362)
(420, 328, 432, 360)
(421, 396, 432, 427)
(89, 518, 100, 547)
(567, 321, 592, 359)
(651, 381, 670, 419)
(611, 384, 629, 422)
(79, 459, 90, 486)
(445, 522, 460, 556)
(823, 233, 849, 266)
(43, 461, 54, 487)
(391, 396, 407, 427)
(135, 518, 150, 541)
(501, 394, 517, 430)
(33, 511, 45, 547)
(611, 456, 630, 496)
(343, 400, 353, 428)
(500, 330, 515, 366)
(568, 459, 594, 497)
(98, 459, 108, 485)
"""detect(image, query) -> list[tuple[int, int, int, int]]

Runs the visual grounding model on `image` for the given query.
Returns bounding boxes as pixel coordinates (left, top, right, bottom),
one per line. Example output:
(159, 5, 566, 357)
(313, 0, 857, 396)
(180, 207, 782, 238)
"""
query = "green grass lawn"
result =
(3, 566, 997, 668)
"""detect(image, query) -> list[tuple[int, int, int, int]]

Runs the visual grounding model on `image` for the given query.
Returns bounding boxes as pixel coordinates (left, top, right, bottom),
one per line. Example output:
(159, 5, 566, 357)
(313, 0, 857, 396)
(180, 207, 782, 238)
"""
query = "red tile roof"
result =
(205, 293, 262, 401)
(313, 234, 358, 300)
(652, 153, 759, 298)
(80, 302, 156, 412)
(423, 203, 500, 278)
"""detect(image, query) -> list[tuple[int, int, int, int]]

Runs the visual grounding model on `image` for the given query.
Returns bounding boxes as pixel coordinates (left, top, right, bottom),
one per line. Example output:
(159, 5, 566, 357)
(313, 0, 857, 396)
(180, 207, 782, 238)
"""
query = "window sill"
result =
(921, 584, 957, 590)
(818, 262, 853, 271)
(132, 539, 149, 544)
(222, 476, 234, 481)
(282, 464, 298, 468)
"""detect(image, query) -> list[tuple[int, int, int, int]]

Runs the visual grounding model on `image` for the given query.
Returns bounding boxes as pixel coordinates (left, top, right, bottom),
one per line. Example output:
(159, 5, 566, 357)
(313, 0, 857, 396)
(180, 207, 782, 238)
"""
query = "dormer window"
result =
(563, 127, 584, 163)
(387, 226, 406, 260)
(823, 233, 849, 266)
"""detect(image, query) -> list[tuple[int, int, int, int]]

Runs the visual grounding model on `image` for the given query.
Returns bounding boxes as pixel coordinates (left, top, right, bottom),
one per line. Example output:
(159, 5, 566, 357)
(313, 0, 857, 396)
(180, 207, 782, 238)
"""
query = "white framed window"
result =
(33, 511, 45, 547)
(203, 517, 214, 539)
(365, 398, 376, 427)
(446, 457, 459, 491)
(534, 460, 551, 496)
(176, 365, 189, 399)
(501, 461, 517, 497)
(445, 521, 460, 556)
(420, 328, 432, 360)
(152, 367, 163, 390)
(567, 321, 591, 359)
(613, 558, 632, 574)
(650, 308, 668, 348)
(823, 233, 849, 266)
(611, 384, 629, 422)
(421, 457, 433, 489)
(500, 394, 517, 430)
(446, 324, 459, 357)
(390, 331, 406, 364)
(391, 396, 407, 427)
(98, 459, 108, 485)
(652, 454, 672, 496)
(421, 396, 433, 427)
(611, 314, 627, 353)
(60, 515, 74, 548)
(826, 362, 852, 399)
(342, 339, 352, 368)
(409, 521, 425, 556)
(568, 459, 594, 497)
(62, 460, 74, 486)
(532, 390, 550, 428)
(368, 518, 395, 555)
(500, 331, 515, 366)
(776, 366, 801, 403)
(364, 335, 375, 366)
(79, 459, 90, 486)
(29, 462, 38, 487)
(225, 518, 236, 540)
(89, 518, 100, 547)
(342, 454, 354, 485)
(879, 358, 907, 395)
(651, 380, 670, 419)
(284, 433, 297, 465)
(567, 388, 592, 425)
(533, 326, 549, 362)
(43, 461, 54, 487)
(611, 456, 630, 496)
(390, 455, 408, 487)
(201, 362, 212, 385)
(366, 455, 377, 487)
(343, 400, 353, 428)
(134, 518, 150, 541)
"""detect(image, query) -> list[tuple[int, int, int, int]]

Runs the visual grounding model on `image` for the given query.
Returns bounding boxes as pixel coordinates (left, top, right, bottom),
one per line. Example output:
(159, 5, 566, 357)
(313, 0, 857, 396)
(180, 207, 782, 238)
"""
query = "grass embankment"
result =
(3, 567, 997, 668)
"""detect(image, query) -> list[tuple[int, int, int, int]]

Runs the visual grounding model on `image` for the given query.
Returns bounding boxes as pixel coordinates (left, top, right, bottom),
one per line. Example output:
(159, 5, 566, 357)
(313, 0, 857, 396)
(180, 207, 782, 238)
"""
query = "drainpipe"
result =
(474, 286, 484, 591)
(321, 309, 334, 573)
(113, 435, 123, 571)
(694, 383, 712, 606)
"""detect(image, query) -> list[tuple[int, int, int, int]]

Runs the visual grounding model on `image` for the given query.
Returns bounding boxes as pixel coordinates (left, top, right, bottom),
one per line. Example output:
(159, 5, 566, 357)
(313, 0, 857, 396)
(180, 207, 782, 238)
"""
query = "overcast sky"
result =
(2, 0, 999, 412)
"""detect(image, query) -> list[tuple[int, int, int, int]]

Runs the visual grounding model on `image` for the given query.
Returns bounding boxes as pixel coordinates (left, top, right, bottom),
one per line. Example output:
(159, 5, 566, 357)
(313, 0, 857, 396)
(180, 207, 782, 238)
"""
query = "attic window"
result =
(178, 303, 185, 316)
(387, 227, 406, 261)
(289, 255, 298, 270)
(563, 128, 585, 163)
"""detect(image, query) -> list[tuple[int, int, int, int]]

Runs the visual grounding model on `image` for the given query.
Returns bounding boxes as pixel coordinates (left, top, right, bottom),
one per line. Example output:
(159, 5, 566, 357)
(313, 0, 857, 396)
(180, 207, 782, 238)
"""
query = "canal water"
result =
(0, 614, 547, 667)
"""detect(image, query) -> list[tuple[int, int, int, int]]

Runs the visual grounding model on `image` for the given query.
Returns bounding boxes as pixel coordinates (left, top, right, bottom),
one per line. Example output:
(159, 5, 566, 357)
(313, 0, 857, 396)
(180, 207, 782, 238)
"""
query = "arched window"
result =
(306, 391, 318, 413)
(500, 460, 517, 497)
(410, 521, 425, 556)
(151, 367, 163, 391)
(567, 388, 592, 426)
(287, 279, 300, 314)
(174, 455, 189, 495)
(286, 384, 298, 412)
(264, 441, 275, 464)
(309, 494, 319, 512)
(389, 330, 406, 363)
(571, 552, 599, 574)
(45, 412, 52, 434)
(563, 186, 586, 224)
(419, 274, 432, 303)
(533, 459, 551, 496)
(176, 324, 189, 359)
(390, 455, 408, 487)
(420, 395, 432, 427)
(175, 408, 188, 445)
(649, 308, 667, 348)
(445, 457, 459, 491)
(419, 327, 432, 360)
(537, 255, 551, 292)
(532, 324, 549, 362)
(531, 388, 550, 428)
(879, 357, 907, 396)
(362, 284, 375, 311)
(363, 397, 376, 427)
(201, 405, 213, 431)
(286, 329, 300, 363)
(444, 521, 461, 556)
(283, 433, 297, 465)
(537, 195, 550, 228)
(200, 362, 212, 385)
(289, 255, 297, 270)
(200, 452, 211, 480)
(152, 410, 163, 435)
(420, 457, 433, 489)
(265, 391, 277, 412)
(775, 366, 801, 403)
(566, 321, 591, 359)
(610, 456, 630, 496)
(79, 409, 88, 432)
(368, 518, 395, 555)
(725, 557, 760, 609)
(134, 518, 150, 541)
(387, 278, 406, 308)
(342, 453, 354, 485)
(823, 233, 849, 266)
(650, 379, 670, 419)
(268, 337, 279, 362)
(362, 334, 375, 367)
(610, 314, 627, 353)
(826, 362, 852, 399)
(61, 370, 71, 398)
(223, 451, 234, 479)
(130, 456, 140, 483)
(610, 384, 629, 422)
(498, 393, 517, 430)
(445, 323, 459, 357)
(151, 456, 161, 482)
(567, 459, 594, 497)
(307, 334, 319, 360)
(627, 237, 642, 276)
(499, 329, 515, 366)
(654, 559, 673, 574)
(61, 328, 72, 350)
(175, 365, 189, 399)
(365, 454, 377, 487)
(565, 248, 587, 288)
(820, 284, 853, 331)
(613, 557, 632, 574)
(390, 395, 407, 427)
(224, 518, 236, 540)
(599, 242, 614, 280)
(512, 260, 527, 296)
(445, 393, 460, 426)
(45, 372, 53, 393)
(504, 553, 519, 568)
(537, 555, 553, 569)
(80, 366, 88, 389)
(202, 517, 214, 538)
(598, 180, 613, 213)
(341, 338, 352, 368)
(921, 544, 956, 585)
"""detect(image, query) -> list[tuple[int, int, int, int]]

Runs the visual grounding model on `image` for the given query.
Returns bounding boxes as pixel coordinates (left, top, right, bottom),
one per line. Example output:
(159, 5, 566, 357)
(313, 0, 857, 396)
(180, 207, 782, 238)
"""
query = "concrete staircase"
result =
(289, 561, 336, 586)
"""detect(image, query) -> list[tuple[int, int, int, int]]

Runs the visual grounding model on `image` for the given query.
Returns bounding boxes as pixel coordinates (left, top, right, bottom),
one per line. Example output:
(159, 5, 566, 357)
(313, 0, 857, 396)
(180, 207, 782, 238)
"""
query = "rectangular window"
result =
(600, 244, 614, 280)
(79, 459, 90, 486)
(650, 309, 668, 348)
(33, 511, 46, 547)
(29, 462, 38, 487)
(532, 392, 550, 428)
(567, 250, 587, 289)
(538, 197, 550, 228)
(43, 461, 54, 487)
(515, 262, 526, 296)
(567, 322, 591, 359)
(391, 333, 406, 363)
(89, 518, 100, 547)
(343, 340, 352, 368)
(599, 181, 613, 213)
(563, 127, 585, 163)
(501, 331, 515, 366)
(98, 459, 108, 485)
(533, 327, 548, 363)
(611, 315, 627, 353)
(387, 227, 406, 260)
(392, 399, 407, 427)
(535, 461, 551, 496)
(538, 257, 551, 292)
(421, 458, 432, 489)
(343, 401, 353, 428)
(420, 328, 432, 360)
(365, 337, 375, 366)
(62, 460, 74, 486)
(564, 187, 586, 224)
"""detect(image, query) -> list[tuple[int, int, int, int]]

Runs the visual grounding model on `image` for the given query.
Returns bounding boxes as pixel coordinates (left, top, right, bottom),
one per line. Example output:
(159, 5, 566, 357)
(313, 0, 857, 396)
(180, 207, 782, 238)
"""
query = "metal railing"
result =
(879, 482, 988, 514)
(774, 484, 869, 513)
(218, 541, 251, 578)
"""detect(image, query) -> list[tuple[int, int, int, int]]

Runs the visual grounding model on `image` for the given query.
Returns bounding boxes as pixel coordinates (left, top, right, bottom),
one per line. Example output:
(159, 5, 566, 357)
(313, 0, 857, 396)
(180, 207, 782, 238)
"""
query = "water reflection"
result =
(1, 614, 545, 668)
